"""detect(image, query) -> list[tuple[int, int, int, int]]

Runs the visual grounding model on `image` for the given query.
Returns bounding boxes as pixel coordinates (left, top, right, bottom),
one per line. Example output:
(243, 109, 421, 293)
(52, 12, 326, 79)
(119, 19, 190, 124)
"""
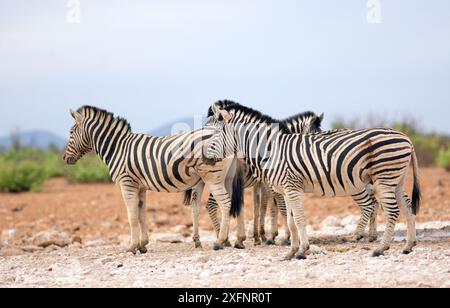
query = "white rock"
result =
(155, 233, 184, 244)
(307, 245, 327, 255)
(306, 225, 315, 234)
(171, 225, 187, 233)
(340, 215, 360, 226)
(29, 231, 71, 248)
(84, 239, 112, 247)
(199, 270, 211, 279)
(320, 216, 340, 228)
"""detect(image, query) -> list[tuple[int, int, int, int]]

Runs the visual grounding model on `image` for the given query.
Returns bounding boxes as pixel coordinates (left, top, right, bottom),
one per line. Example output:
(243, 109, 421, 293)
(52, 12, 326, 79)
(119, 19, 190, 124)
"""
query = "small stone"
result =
(199, 270, 211, 279)
(155, 233, 184, 244)
(72, 236, 82, 244)
(21, 245, 44, 253)
(320, 216, 340, 228)
(84, 240, 111, 247)
(29, 231, 71, 248)
(117, 264, 124, 268)
(307, 245, 327, 255)
(340, 215, 360, 227)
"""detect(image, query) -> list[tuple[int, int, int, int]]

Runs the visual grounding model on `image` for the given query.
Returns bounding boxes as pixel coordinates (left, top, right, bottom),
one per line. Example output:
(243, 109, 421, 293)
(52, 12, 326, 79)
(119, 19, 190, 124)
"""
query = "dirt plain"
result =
(0, 168, 449, 288)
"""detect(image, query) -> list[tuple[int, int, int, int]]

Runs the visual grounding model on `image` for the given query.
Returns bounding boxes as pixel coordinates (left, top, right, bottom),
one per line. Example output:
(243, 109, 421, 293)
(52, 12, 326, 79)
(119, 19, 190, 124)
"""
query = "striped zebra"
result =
(191, 109, 324, 247)
(63, 106, 244, 253)
(198, 103, 384, 247)
(203, 101, 421, 259)
(184, 105, 324, 248)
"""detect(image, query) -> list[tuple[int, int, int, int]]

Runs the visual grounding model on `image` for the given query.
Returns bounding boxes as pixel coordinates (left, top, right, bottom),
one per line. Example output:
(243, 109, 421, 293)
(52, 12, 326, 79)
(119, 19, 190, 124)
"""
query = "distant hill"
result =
(149, 117, 206, 136)
(0, 117, 207, 151)
(0, 130, 67, 150)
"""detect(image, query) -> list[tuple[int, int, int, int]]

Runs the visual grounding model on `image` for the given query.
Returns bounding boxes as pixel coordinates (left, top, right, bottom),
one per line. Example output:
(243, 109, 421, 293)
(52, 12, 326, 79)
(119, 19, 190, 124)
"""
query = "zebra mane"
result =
(208, 100, 291, 134)
(77, 105, 132, 132)
(206, 100, 237, 117)
(281, 111, 322, 132)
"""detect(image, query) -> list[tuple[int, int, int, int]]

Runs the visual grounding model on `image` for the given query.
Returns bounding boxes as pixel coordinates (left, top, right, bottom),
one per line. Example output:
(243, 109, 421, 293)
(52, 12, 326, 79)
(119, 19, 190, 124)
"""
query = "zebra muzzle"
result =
(201, 152, 220, 166)
(64, 156, 77, 165)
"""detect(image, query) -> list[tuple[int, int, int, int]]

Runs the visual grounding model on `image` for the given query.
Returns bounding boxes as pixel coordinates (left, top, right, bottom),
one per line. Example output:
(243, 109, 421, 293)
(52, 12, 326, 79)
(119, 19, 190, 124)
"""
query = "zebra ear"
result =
(211, 104, 222, 118)
(70, 109, 83, 125)
(316, 113, 324, 125)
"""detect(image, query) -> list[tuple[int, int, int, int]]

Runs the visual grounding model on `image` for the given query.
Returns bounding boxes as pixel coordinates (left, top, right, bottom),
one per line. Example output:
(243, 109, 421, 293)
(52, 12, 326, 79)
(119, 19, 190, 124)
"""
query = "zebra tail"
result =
(230, 162, 245, 218)
(411, 149, 421, 215)
(183, 189, 193, 206)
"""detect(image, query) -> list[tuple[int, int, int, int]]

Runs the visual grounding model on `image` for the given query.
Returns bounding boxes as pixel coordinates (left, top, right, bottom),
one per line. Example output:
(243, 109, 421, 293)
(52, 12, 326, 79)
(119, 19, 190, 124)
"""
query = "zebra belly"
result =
(301, 174, 369, 198)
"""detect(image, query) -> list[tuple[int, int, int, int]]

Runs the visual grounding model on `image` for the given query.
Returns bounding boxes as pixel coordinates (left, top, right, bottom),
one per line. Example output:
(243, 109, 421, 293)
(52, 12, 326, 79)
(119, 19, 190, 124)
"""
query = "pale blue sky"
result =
(0, 0, 449, 137)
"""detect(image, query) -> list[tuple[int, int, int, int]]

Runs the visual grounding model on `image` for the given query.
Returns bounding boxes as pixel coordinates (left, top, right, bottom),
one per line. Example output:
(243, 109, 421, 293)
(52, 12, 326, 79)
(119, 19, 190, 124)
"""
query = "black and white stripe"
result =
(187, 104, 324, 247)
(204, 101, 421, 259)
(63, 106, 243, 253)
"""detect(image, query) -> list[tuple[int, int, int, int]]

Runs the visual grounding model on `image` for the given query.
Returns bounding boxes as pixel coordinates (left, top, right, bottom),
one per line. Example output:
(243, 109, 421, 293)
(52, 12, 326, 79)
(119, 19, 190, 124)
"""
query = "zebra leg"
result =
(282, 204, 300, 260)
(372, 183, 400, 257)
(137, 189, 149, 253)
(398, 193, 417, 254)
(290, 195, 310, 260)
(277, 195, 291, 246)
(234, 209, 247, 249)
(206, 183, 232, 251)
(206, 195, 232, 247)
(352, 188, 376, 241)
(192, 182, 205, 249)
(120, 184, 141, 254)
(368, 200, 379, 242)
(265, 192, 279, 245)
(259, 185, 268, 243)
(253, 184, 262, 246)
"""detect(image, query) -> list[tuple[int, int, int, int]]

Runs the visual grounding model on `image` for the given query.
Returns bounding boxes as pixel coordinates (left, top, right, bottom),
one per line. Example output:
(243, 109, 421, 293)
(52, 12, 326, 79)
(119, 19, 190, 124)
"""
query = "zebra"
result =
(198, 105, 385, 247)
(203, 101, 421, 259)
(63, 106, 245, 253)
(184, 106, 324, 248)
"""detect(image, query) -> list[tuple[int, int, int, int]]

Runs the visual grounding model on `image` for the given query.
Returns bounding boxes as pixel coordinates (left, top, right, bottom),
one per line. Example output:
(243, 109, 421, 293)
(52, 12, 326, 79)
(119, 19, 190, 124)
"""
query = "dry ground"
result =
(0, 168, 449, 288)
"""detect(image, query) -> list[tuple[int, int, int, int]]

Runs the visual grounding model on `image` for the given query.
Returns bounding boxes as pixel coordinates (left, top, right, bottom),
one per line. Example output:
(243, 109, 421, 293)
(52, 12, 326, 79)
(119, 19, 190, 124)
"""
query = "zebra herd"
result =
(63, 100, 421, 259)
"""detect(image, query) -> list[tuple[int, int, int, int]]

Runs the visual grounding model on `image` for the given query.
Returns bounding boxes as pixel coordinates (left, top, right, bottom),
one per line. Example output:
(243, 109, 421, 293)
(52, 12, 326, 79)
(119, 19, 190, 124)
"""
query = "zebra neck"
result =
(89, 117, 131, 167)
(236, 124, 284, 181)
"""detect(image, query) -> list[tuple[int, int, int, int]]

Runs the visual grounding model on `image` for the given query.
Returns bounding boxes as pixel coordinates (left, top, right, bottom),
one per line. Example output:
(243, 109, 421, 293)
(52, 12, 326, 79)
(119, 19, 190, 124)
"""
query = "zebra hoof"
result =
(281, 239, 291, 246)
(402, 249, 412, 255)
(295, 253, 307, 260)
(353, 234, 364, 242)
(368, 236, 378, 243)
(372, 250, 384, 257)
(194, 242, 202, 249)
(224, 240, 232, 247)
(213, 243, 224, 251)
(253, 238, 262, 246)
(138, 246, 148, 254)
(260, 235, 267, 242)
(265, 239, 276, 246)
(234, 243, 245, 250)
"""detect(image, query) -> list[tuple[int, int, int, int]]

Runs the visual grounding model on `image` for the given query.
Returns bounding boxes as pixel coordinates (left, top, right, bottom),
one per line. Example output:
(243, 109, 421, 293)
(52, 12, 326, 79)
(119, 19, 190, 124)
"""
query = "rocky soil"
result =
(0, 219, 449, 288)
(0, 168, 449, 288)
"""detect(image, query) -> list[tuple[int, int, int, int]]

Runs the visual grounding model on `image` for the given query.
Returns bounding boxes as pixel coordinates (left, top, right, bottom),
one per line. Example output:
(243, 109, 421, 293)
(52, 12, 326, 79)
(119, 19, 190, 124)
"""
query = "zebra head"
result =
(63, 109, 93, 165)
(282, 112, 324, 134)
(203, 104, 237, 163)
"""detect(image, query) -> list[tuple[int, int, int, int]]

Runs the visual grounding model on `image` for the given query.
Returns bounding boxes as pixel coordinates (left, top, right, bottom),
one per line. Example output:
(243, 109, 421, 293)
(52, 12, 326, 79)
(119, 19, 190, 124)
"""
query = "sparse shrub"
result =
(0, 158, 47, 192)
(66, 154, 111, 183)
(436, 148, 450, 171)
